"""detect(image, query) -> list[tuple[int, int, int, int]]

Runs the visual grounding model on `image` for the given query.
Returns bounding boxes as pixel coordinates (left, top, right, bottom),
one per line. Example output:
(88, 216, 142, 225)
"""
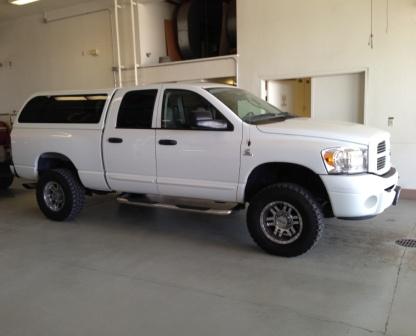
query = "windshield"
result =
(206, 87, 295, 124)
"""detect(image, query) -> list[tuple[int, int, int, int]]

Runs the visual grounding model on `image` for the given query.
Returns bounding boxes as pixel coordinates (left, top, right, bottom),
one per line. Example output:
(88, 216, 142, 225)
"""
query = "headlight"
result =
(321, 147, 368, 174)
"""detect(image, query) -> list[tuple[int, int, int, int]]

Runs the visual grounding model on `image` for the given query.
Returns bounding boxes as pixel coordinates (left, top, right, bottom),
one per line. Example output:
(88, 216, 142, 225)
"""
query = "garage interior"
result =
(1, 0, 416, 335)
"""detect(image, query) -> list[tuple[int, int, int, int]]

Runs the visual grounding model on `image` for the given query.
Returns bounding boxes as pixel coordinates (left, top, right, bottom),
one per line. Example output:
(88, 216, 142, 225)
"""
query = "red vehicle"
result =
(0, 121, 13, 190)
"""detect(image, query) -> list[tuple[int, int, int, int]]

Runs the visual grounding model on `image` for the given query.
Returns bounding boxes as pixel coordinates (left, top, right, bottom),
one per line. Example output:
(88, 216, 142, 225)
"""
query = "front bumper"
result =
(321, 168, 400, 219)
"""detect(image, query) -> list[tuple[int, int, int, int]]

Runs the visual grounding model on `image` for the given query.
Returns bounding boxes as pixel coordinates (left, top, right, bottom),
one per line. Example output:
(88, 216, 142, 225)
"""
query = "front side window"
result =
(162, 89, 232, 131)
(117, 90, 157, 129)
(19, 95, 108, 124)
(206, 87, 295, 124)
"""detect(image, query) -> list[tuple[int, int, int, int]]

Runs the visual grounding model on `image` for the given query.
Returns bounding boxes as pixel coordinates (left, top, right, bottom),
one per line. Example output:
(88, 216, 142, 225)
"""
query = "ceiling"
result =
(0, 0, 170, 21)
(0, 0, 94, 21)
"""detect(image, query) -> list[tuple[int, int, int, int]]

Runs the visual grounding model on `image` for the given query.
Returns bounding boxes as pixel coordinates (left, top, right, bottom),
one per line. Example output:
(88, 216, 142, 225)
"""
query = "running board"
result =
(117, 194, 235, 216)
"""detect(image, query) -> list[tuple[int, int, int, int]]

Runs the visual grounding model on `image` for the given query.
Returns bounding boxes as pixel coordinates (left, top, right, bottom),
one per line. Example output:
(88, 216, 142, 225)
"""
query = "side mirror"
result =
(191, 109, 230, 130)
(195, 119, 229, 130)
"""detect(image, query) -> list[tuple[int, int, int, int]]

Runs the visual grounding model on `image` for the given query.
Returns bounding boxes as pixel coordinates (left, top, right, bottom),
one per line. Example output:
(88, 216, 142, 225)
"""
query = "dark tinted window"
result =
(117, 90, 157, 129)
(19, 95, 107, 124)
(162, 89, 232, 131)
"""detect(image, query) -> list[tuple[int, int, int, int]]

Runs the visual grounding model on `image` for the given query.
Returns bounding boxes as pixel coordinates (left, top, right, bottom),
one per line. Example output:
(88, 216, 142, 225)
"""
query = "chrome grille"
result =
(377, 141, 386, 154)
(377, 156, 386, 170)
(371, 138, 390, 175)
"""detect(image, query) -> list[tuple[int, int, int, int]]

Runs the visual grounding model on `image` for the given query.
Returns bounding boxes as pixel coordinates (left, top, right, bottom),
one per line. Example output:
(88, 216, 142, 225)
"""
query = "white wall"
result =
(0, 6, 114, 117)
(138, 1, 176, 66)
(138, 56, 237, 84)
(237, 0, 416, 189)
(311, 73, 364, 123)
(116, 1, 176, 86)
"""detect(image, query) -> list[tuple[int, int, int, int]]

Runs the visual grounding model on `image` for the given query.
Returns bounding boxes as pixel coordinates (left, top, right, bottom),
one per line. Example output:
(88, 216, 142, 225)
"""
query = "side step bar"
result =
(117, 194, 235, 216)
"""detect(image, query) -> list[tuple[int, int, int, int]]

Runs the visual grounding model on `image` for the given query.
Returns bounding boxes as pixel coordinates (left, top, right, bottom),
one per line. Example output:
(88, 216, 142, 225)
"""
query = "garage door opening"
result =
(263, 72, 365, 124)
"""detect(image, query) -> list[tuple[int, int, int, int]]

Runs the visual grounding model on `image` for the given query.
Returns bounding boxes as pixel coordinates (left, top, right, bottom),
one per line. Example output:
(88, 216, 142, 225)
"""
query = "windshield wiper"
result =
(244, 112, 295, 124)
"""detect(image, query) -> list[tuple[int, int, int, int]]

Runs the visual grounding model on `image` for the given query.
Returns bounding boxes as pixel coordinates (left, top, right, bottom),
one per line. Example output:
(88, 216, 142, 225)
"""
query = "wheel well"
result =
(244, 163, 333, 218)
(37, 153, 79, 180)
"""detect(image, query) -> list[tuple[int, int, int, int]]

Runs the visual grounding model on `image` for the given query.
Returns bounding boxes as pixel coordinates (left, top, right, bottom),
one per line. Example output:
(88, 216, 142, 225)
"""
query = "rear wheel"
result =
(247, 183, 324, 257)
(36, 168, 85, 221)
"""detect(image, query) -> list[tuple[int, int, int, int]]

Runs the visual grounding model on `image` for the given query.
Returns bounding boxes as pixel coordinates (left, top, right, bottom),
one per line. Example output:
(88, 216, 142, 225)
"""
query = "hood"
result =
(256, 118, 388, 145)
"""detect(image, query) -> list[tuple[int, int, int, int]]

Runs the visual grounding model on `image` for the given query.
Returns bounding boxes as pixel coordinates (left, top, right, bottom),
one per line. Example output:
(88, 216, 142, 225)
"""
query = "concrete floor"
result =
(0, 182, 415, 336)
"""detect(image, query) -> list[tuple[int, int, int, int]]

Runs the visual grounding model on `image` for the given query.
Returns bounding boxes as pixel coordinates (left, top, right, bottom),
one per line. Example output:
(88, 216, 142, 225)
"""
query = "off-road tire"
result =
(36, 168, 85, 221)
(247, 183, 324, 257)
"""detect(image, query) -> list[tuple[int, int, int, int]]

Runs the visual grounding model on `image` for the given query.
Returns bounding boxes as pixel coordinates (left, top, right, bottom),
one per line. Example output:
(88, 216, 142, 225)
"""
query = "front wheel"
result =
(247, 183, 324, 257)
(36, 168, 85, 221)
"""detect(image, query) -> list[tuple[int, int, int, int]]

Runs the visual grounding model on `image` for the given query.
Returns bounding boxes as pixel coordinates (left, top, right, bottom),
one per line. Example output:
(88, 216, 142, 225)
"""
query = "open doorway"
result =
(263, 72, 365, 124)
(266, 78, 311, 117)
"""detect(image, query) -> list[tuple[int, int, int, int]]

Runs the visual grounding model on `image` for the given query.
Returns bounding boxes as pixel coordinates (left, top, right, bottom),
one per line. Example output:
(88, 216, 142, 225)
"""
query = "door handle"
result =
(108, 137, 123, 143)
(159, 139, 177, 146)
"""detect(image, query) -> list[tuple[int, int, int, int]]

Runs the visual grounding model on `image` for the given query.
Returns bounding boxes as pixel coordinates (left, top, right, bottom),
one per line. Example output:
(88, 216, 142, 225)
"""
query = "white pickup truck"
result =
(11, 83, 400, 257)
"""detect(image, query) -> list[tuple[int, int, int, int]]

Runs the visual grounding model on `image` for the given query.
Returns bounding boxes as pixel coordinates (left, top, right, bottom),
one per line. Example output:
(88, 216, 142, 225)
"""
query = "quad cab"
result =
(10, 84, 400, 256)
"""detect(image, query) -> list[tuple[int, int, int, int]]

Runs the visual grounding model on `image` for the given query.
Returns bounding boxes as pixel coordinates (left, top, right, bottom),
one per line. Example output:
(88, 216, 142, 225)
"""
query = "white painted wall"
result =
(117, 1, 176, 86)
(137, 1, 176, 66)
(311, 73, 364, 123)
(238, 0, 416, 189)
(138, 56, 237, 84)
(0, 7, 114, 117)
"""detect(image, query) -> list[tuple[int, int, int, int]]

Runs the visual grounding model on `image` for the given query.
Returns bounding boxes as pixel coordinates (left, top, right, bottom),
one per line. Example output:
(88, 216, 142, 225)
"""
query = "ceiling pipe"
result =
(130, 0, 139, 85)
(114, 0, 123, 87)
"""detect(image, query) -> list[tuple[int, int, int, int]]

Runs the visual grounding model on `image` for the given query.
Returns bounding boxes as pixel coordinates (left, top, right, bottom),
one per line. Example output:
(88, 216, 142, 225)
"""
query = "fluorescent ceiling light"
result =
(86, 95, 108, 101)
(54, 96, 87, 101)
(8, 0, 40, 5)
(53, 95, 107, 101)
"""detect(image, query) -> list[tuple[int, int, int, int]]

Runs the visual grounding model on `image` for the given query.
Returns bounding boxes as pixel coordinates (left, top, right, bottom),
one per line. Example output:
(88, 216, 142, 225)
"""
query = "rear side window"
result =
(117, 90, 157, 129)
(19, 95, 108, 124)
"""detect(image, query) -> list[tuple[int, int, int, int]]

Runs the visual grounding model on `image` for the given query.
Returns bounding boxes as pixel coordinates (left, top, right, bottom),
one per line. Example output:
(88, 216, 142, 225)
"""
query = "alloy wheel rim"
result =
(260, 201, 303, 244)
(43, 181, 65, 212)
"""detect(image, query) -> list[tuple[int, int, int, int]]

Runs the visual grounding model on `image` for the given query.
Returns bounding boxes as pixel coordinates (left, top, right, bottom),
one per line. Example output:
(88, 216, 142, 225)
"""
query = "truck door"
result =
(155, 87, 242, 202)
(103, 86, 160, 194)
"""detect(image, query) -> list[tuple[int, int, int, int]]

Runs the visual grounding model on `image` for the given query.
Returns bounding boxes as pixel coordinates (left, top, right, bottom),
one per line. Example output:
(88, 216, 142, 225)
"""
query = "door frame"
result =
(102, 84, 162, 194)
